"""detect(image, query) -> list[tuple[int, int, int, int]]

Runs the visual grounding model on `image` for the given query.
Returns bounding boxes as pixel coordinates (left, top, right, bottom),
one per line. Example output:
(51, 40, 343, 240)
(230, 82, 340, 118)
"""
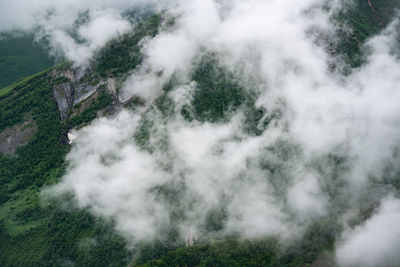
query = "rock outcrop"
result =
(51, 65, 118, 120)
(0, 119, 37, 155)
(53, 82, 74, 120)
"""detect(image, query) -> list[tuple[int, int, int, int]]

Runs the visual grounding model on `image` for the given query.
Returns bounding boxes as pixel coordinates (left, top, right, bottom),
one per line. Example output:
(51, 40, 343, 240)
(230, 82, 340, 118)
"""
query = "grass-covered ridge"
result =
(0, 33, 56, 89)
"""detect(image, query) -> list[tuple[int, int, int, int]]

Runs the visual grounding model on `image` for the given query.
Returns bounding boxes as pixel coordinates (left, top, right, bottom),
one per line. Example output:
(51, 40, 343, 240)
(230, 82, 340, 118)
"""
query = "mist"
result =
(336, 197, 400, 267)
(38, 0, 400, 266)
(0, 0, 175, 64)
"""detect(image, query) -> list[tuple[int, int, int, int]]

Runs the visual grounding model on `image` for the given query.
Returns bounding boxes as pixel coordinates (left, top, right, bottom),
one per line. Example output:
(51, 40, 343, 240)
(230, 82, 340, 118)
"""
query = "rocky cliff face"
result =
(0, 63, 122, 155)
(51, 65, 118, 120)
(53, 82, 74, 120)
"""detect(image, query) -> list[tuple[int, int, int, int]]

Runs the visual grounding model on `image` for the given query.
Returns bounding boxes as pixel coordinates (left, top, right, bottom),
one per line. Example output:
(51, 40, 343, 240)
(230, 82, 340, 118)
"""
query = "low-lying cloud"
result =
(336, 197, 400, 267)
(46, 0, 400, 266)
(0, 0, 175, 64)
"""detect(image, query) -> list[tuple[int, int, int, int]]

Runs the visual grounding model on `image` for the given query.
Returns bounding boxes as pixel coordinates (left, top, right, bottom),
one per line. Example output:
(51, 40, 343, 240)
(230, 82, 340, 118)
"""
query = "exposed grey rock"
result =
(106, 78, 117, 97)
(74, 66, 87, 81)
(61, 69, 76, 82)
(53, 82, 74, 120)
(73, 83, 98, 105)
(52, 65, 121, 120)
(0, 120, 38, 155)
(53, 64, 87, 83)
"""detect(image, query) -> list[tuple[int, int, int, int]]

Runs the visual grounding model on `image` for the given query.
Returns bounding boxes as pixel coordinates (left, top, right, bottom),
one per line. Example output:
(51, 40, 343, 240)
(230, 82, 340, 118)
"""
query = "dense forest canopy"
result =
(1, 0, 400, 266)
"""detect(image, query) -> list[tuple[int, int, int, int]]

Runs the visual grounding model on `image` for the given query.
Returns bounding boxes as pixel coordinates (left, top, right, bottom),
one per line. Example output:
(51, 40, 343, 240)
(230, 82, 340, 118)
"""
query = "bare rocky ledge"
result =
(0, 119, 37, 155)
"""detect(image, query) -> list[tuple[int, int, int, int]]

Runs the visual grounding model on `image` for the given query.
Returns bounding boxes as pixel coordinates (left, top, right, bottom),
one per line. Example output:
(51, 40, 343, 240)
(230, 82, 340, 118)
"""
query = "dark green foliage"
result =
(191, 56, 247, 122)
(0, 68, 130, 266)
(204, 207, 228, 232)
(0, 72, 67, 191)
(93, 14, 163, 78)
(155, 94, 175, 118)
(134, 116, 154, 151)
(137, 219, 340, 267)
(134, 240, 179, 266)
(335, 0, 400, 67)
(67, 90, 113, 128)
(189, 55, 274, 135)
(180, 104, 194, 122)
(139, 239, 281, 267)
(1, 3, 398, 266)
(0, 33, 56, 89)
(125, 96, 146, 111)
(281, 219, 341, 266)
(0, 208, 130, 267)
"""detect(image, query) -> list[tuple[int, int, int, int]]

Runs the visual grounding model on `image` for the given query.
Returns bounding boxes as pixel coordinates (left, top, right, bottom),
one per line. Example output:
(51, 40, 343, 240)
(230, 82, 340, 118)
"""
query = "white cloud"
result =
(336, 197, 400, 267)
(0, 0, 175, 64)
(287, 172, 328, 219)
(46, 1, 400, 265)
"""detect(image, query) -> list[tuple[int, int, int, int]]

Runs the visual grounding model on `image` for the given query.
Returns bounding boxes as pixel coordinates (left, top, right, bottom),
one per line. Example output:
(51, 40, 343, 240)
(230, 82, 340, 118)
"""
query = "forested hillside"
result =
(0, 14, 165, 266)
(0, 33, 55, 89)
(0, 1, 399, 266)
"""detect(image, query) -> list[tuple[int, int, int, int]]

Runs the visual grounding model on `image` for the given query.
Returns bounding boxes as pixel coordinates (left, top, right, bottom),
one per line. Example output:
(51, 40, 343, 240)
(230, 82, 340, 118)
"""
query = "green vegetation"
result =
(0, 1, 398, 265)
(93, 14, 163, 78)
(0, 66, 57, 98)
(139, 239, 280, 267)
(0, 207, 131, 266)
(335, 0, 400, 67)
(0, 67, 130, 266)
(67, 89, 114, 128)
(0, 13, 167, 266)
(0, 33, 55, 89)
(186, 55, 274, 136)
(138, 219, 340, 267)
(190, 55, 247, 122)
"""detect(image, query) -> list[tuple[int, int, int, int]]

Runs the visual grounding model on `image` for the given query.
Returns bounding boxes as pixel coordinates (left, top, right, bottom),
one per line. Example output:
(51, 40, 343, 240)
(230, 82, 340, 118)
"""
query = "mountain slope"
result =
(0, 33, 55, 89)
(0, 1, 399, 266)
(0, 14, 165, 266)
